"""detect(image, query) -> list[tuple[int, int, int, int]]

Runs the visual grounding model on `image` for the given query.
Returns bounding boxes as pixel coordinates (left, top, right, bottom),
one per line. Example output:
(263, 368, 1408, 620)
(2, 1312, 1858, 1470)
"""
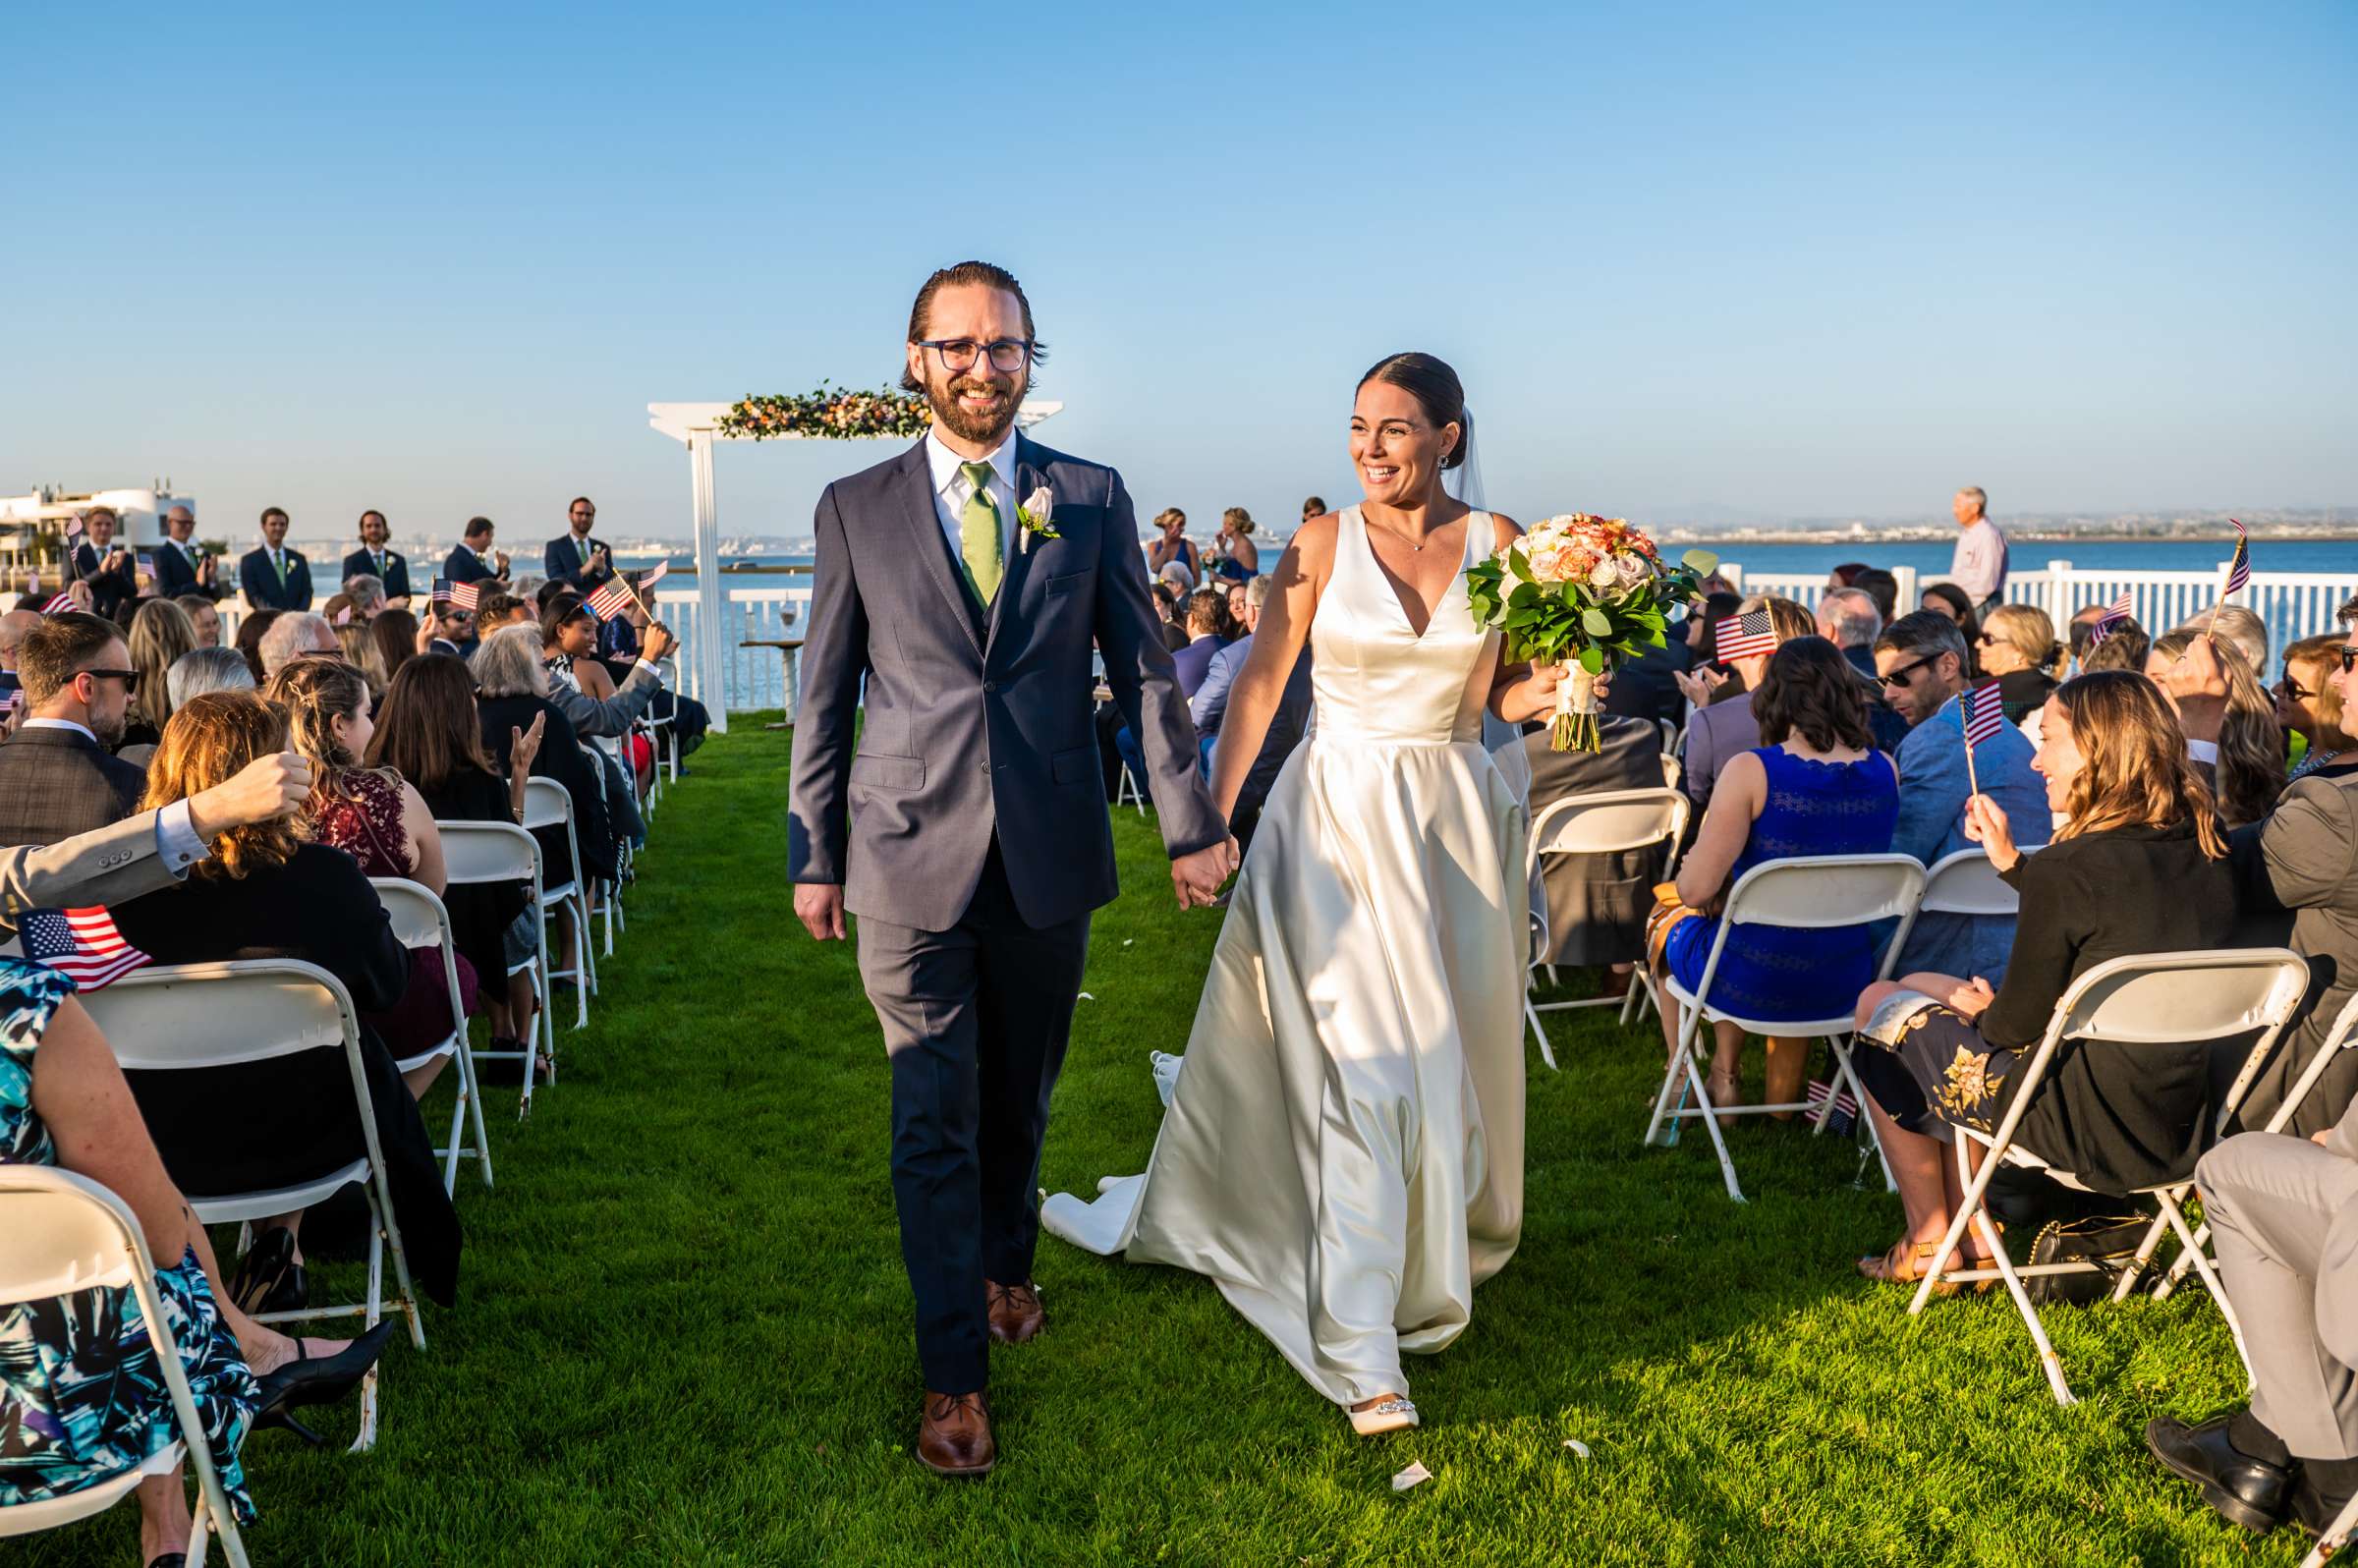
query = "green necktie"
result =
(272, 549, 287, 586)
(958, 462, 1003, 605)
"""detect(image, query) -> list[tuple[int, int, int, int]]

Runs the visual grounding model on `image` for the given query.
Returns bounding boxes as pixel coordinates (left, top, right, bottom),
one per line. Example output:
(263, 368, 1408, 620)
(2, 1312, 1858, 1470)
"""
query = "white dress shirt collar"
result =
(20, 717, 97, 744)
(926, 426, 1020, 501)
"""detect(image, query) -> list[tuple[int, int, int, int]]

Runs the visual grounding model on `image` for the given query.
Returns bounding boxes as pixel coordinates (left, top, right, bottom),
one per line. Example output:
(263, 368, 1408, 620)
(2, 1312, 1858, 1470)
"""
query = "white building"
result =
(0, 483, 197, 564)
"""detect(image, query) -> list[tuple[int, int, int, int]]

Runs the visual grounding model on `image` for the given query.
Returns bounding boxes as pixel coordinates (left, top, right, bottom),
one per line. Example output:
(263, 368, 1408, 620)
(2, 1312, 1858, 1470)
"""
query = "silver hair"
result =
(258, 612, 337, 678)
(2174, 604, 2270, 674)
(1245, 574, 1276, 609)
(342, 574, 387, 614)
(167, 646, 256, 708)
(472, 623, 551, 700)
(1816, 588, 1882, 649)
(1957, 485, 1987, 516)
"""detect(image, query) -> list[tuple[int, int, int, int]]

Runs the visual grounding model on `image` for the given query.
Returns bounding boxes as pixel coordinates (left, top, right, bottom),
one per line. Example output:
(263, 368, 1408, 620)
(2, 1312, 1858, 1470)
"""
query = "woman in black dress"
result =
(471, 624, 617, 887)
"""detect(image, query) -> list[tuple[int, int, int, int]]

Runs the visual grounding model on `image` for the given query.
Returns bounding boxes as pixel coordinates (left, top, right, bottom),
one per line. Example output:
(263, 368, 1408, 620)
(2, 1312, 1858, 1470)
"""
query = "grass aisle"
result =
(28, 720, 2298, 1565)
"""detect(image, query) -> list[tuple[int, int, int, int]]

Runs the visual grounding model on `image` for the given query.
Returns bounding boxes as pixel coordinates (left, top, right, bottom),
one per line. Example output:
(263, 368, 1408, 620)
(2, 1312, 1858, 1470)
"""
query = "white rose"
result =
(1588, 558, 1619, 589)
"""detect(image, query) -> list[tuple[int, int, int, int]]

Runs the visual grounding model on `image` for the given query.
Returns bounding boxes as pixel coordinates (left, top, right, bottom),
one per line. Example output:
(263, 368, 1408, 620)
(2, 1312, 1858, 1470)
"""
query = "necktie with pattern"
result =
(959, 461, 1003, 604)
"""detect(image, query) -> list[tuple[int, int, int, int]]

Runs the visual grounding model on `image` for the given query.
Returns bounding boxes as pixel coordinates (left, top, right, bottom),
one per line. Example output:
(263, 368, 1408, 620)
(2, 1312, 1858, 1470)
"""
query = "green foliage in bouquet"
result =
(714, 383, 935, 441)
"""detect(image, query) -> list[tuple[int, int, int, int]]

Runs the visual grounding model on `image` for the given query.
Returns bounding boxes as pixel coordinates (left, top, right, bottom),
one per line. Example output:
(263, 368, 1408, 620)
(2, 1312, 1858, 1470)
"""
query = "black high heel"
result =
(227, 1225, 296, 1316)
(253, 1319, 398, 1445)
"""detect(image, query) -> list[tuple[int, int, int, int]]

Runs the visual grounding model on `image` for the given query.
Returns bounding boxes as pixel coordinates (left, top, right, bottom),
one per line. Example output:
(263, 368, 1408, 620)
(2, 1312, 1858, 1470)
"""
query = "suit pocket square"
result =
(849, 753, 924, 791)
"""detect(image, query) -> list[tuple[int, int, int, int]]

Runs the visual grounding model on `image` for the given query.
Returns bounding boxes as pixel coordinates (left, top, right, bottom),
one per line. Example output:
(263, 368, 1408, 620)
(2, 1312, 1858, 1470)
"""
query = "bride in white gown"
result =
(1043, 353, 1564, 1434)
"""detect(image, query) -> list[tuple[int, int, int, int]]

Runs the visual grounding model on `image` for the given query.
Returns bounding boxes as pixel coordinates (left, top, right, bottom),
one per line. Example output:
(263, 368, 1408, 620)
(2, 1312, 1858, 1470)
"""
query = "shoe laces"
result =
(927, 1391, 989, 1423)
(987, 1280, 1039, 1313)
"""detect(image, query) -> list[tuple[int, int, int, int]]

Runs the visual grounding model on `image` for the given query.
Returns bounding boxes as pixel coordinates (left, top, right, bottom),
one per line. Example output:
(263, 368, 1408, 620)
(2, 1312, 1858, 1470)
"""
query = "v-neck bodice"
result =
(1310, 506, 1498, 746)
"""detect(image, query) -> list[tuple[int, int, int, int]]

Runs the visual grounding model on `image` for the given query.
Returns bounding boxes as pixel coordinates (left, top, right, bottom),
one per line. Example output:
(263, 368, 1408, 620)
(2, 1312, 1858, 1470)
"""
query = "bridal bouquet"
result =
(1466, 514, 1717, 752)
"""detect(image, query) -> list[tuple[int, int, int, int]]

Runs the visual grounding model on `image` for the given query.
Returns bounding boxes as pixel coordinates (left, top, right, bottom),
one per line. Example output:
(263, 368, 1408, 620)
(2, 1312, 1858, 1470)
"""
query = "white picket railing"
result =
(651, 585, 811, 714)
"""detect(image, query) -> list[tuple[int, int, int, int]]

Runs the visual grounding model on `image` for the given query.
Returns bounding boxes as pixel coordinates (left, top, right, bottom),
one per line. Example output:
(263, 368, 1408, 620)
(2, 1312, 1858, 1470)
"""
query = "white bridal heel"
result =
(1349, 1396, 1419, 1436)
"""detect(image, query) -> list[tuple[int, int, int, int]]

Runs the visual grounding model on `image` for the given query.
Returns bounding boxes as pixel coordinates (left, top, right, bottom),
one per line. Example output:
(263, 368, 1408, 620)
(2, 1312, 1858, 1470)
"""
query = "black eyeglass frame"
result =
(1877, 655, 1936, 690)
(914, 338, 1037, 374)
(77, 666, 140, 695)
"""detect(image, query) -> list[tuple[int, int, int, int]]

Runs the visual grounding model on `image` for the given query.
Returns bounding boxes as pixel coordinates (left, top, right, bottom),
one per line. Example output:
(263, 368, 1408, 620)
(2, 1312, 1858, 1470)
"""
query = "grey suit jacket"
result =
(2231, 771, 2358, 1137)
(1679, 689, 1761, 816)
(789, 434, 1225, 931)
(547, 659, 661, 741)
(0, 812, 185, 932)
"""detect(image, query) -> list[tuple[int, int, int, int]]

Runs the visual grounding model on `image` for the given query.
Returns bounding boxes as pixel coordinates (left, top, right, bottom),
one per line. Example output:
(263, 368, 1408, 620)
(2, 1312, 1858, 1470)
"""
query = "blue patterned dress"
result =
(1663, 747, 1900, 1021)
(0, 961, 258, 1521)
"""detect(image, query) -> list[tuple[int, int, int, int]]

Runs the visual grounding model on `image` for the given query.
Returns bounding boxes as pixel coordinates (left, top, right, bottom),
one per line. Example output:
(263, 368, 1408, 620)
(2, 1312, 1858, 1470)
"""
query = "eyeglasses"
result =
(2341, 646, 2358, 673)
(1975, 632, 1998, 646)
(79, 667, 140, 694)
(1877, 656, 1934, 690)
(915, 338, 1035, 374)
(2279, 677, 2316, 701)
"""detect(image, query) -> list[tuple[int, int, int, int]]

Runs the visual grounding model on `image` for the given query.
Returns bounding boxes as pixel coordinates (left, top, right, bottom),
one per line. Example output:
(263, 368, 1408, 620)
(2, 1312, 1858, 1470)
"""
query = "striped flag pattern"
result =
(585, 578, 634, 622)
(2086, 591, 2134, 646)
(1960, 679, 2006, 749)
(20, 907, 151, 989)
(429, 577, 480, 611)
(136, 552, 155, 579)
(40, 591, 76, 615)
(63, 514, 84, 542)
(1714, 609, 1777, 662)
(1805, 1078, 1859, 1134)
(2222, 517, 2251, 596)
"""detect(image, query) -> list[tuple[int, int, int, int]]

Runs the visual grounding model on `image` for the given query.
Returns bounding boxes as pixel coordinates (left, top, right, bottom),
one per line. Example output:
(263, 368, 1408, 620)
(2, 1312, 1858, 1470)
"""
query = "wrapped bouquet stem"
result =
(1466, 514, 1717, 753)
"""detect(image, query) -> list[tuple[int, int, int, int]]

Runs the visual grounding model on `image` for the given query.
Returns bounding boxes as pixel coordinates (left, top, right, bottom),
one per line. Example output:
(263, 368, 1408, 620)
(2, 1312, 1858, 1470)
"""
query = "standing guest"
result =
(1978, 603, 2063, 724)
(1301, 495, 1326, 526)
(234, 607, 282, 683)
(168, 645, 257, 708)
(237, 507, 312, 611)
(1851, 671, 2237, 1287)
(341, 510, 411, 606)
(443, 515, 511, 591)
(372, 608, 423, 687)
(267, 657, 468, 1096)
(66, 507, 139, 624)
(257, 612, 339, 680)
(2280, 631, 2357, 782)
(1145, 507, 1200, 588)
(1947, 484, 2008, 615)
(121, 597, 200, 752)
(542, 496, 614, 591)
(367, 653, 542, 1068)
(175, 591, 222, 648)
(152, 504, 225, 601)
(1649, 637, 1900, 1118)
(109, 691, 462, 1316)
(1873, 610, 2051, 982)
(1211, 507, 1260, 580)
(0, 612, 147, 842)
(2149, 629, 2284, 827)
(1676, 595, 1815, 814)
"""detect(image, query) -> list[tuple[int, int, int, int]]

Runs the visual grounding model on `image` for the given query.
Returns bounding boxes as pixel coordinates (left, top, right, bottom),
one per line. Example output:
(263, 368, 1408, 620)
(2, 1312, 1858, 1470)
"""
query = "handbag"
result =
(2023, 1214, 2155, 1306)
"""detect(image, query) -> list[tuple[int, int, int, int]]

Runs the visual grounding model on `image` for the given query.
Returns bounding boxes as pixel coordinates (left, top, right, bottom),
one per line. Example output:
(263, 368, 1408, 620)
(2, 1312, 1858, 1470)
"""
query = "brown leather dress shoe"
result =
(917, 1390, 995, 1477)
(986, 1278, 1044, 1345)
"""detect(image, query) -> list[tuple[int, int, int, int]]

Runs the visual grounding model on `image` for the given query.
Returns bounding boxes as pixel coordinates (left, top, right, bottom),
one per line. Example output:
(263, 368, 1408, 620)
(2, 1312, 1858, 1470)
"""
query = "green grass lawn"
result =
(25, 718, 2301, 1565)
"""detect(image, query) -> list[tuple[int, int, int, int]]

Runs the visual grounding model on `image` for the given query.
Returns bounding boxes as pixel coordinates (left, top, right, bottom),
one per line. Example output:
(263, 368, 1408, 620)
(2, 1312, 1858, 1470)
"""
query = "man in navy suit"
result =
(543, 497, 615, 591)
(237, 507, 313, 611)
(150, 505, 224, 602)
(65, 507, 139, 624)
(443, 515, 511, 591)
(341, 510, 412, 607)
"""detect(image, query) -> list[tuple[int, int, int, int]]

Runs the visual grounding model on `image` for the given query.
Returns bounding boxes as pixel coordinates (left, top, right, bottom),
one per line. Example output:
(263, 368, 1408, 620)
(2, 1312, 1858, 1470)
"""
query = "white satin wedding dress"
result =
(1043, 505, 1528, 1408)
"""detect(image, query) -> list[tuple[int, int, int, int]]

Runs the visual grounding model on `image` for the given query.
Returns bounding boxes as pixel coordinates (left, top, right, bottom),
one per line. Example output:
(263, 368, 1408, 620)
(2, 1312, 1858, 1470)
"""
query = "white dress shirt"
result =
(925, 427, 1018, 568)
(1949, 519, 2009, 603)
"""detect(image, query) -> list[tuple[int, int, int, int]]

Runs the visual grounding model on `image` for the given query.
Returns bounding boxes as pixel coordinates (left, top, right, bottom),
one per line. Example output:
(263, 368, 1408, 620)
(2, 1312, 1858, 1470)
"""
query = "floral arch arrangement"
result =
(713, 383, 934, 441)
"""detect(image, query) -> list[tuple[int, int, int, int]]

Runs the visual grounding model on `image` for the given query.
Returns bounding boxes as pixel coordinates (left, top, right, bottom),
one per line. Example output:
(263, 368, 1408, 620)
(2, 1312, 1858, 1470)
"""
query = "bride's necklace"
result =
(1366, 510, 1462, 554)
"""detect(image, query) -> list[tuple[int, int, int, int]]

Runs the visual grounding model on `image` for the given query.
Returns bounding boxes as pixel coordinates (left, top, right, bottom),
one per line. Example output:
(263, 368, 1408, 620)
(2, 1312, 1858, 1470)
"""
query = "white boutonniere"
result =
(1017, 485, 1060, 553)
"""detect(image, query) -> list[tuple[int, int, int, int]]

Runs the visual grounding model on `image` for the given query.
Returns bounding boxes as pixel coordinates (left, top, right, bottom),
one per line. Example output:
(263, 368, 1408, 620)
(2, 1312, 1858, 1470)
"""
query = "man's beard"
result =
(925, 369, 1021, 446)
(91, 706, 126, 747)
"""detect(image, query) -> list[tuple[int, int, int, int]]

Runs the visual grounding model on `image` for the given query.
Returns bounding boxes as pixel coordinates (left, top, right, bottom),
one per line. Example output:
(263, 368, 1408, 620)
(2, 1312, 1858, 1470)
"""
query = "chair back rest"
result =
(1529, 788, 1690, 866)
(1722, 854, 1927, 929)
(437, 819, 543, 888)
(521, 776, 571, 832)
(367, 876, 455, 953)
(1659, 753, 1683, 791)
(84, 958, 359, 1072)
(2057, 949, 2310, 1047)
(0, 1166, 142, 1305)
(1919, 849, 2019, 918)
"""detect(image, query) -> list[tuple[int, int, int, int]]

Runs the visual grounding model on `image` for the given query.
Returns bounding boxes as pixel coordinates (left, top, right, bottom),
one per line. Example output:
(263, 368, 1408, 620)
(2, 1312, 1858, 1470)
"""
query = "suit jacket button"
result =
(983, 680, 998, 694)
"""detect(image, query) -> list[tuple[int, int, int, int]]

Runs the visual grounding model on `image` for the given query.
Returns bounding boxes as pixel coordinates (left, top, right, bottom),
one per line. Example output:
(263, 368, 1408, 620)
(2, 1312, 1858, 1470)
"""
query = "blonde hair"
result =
(126, 597, 198, 734)
(1984, 602, 2062, 677)
(2048, 672, 2226, 859)
(2285, 633, 2355, 753)
(140, 692, 307, 879)
(1151, 507, 1187, 532)
(335, 622, 387, 698)
(1221, 507, 1254, 537)
(2149, 630, 2285, 828)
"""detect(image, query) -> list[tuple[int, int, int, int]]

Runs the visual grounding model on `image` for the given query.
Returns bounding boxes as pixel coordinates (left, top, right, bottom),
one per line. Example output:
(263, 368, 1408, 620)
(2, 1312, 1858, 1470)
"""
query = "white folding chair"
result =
(1523, 788, 1689, 1068)
(1657, 752, 1682, 793)
(0, 1166, 253, 1567)
(368, 877, 494, 1194)
(1904, 948, 2311, 1407)
(84, 959, 428, 1449)
(438, 819, 553, 1117)
(603, 833, 630, 959)
(1115, 761, 1146, 815)
(1642, 854, 1928, 1203)
(1917, 846, 2020, 923)
(522, 777, 596, 1031)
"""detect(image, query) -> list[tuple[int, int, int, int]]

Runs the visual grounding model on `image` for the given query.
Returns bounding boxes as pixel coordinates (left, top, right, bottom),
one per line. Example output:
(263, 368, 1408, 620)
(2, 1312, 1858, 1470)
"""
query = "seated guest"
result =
(1151, 581, 1191, 653)
(0, 603, 41, 670)
(234, 606, 283, 683)
(535, 594, 674, 746)
(319, 591, 357, 629)
(236, 507, 312, 612)
(122, 596, 200, 753)
(474, 623, 618, 888)
(1850, 568, 1899, 629)
(1603, 625, 1693, 735)
(335, 619, 388, 700)
(1192, 576, 1273, 755)
(368, 654, 542, 1065)
(1116, 588, 1231, 787)
(257, 611, 339, 680)
(267, 658, 470, 1096)
(2146, 1095, 2358, 1538)
(1817, 587, 1884, 680)
(341, 573, 388, 621)
(340, 510, 411, 605)
(1978, 603, 2062, 725)
(2151, 629, 2284, 827)
(1676, 595, 1816, 814)
(421, 597, 477, 659)
(443, 515, 510, 591)
(0, 967, 392, 1561)
(1919, 581, 1984, 671)
(0, 611, 147, 843)
(540, 594, 648, 844)
(1874, 610, 2052, 982)
(109, 691, 461, 1316)
(2185, 602, 2273, 681)
(1648, 637, 1899, 1117)
(1851, 670, 2240, 1286)
(2080, 617, 2150, 674)
(1513, 707, 1669, 991)
(174, 590, 222, 649)
(168, 644, 257, 708)
(372, 607, 423, 687)
(2280, 631, 2356, 783)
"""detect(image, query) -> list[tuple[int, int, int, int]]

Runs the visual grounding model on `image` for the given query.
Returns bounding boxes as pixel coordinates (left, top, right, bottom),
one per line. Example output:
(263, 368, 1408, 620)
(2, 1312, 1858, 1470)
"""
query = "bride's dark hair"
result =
(1358, 352, 1471, 471)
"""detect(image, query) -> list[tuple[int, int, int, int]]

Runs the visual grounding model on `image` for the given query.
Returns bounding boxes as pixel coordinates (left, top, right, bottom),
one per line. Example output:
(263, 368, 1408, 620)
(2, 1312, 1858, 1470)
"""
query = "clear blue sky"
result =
(6, 2, 2353, 546)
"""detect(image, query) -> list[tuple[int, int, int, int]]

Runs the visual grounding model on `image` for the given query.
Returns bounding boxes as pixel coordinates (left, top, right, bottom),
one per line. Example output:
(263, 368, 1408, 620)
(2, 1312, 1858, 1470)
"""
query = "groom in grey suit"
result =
(789, 261, 1235, 1477)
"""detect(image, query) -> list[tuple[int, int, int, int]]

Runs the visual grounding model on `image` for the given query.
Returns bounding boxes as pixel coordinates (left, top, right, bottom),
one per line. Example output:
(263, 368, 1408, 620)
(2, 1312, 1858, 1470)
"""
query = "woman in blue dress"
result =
(1646, 637, 1900, 1115)
(1, 962, 390, 1566)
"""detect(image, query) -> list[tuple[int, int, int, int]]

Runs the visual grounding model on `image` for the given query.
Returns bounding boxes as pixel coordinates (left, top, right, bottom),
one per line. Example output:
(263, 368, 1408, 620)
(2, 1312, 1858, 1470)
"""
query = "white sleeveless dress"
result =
(1043, 506, 1528, 1406)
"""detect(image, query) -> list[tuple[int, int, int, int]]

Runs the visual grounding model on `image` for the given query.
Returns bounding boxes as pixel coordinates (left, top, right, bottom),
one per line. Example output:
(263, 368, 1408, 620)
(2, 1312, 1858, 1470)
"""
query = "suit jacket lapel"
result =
(894, 441, 985, 657)
(984, 442, 1046, 653)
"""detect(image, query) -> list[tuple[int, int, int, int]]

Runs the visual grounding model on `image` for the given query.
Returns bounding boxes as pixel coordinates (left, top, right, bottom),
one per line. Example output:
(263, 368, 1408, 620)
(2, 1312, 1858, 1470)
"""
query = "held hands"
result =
(795, 883, 848, 941)
(188, 751, 313, 836)
(1948, 977, 1998, 1018)
(1171, 837, 1241, 911)
(1961, 793, 2020, 872)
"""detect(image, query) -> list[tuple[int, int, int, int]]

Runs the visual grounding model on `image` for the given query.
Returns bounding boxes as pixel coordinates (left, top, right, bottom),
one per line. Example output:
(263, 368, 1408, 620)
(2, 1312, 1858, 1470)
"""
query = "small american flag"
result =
(1960, 679, 2006, 749)
(1805, 1078, 1859, 1135)
(40, 591, 76, 615)
(1715, 609, 1777, 662)
(2086, 591, 2134, 646)
(2222, 517, 2251, 596)
(20, 907, 151, 989)
(584, 577, 635, 622)
(62, 514, 84, 542)
(430, 577, 479, 611)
